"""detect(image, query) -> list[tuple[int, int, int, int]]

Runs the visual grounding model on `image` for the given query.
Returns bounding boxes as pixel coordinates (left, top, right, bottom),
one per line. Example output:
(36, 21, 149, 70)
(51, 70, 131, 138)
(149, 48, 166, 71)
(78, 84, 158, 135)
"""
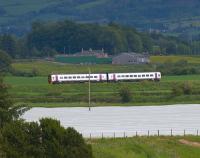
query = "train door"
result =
(106, 73, 109, 82)
(99, 74, 102, 82)
(56, 75, 58, 82)
(155, 73, 157, 80)
(113, 74, 116, 81)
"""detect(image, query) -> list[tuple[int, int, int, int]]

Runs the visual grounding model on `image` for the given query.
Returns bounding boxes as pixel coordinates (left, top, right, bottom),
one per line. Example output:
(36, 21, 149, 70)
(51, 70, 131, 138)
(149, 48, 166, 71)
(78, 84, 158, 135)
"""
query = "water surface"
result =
(22, 104, 200, 137)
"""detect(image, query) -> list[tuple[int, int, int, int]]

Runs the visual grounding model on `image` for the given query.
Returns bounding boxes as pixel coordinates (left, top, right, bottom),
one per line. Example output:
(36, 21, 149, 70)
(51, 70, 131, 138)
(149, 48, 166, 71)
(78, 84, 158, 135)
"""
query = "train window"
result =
(150, 74, 153, 77)
(64, 76, 68, 79)
(122, 75, 125, 77)
(138, 75, 141, 77)
(142, 75, 145, 77)
(69, 76, 72, 79)
(86, 76, 89, 78)
(60, 77, 63, 79)
(146, 74, 149, 77)
(81, 76, 85, 78)
(126, 75, 129, 77)
(130, 75, 133, 77)
(94, 76, 97, 78)
(73, 76, 76, 79)
(90, 76, 93, 78)
(77, 76, 80, 79)
(117, 75, 120, 77)
(134, 75, 137, 77)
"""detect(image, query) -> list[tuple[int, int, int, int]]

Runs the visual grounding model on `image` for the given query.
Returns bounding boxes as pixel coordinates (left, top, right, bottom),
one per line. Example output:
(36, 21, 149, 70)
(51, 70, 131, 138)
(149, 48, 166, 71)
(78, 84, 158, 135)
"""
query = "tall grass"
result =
(91, 136, 200, 158)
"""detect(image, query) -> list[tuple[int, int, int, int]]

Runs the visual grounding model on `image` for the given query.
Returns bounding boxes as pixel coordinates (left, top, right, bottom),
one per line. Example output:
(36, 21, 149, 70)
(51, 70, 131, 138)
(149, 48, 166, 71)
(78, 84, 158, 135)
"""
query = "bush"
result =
(182, 82, 192, 95)
(171, 82, 193, 96)
(119, 86, 132, 103)
(171, 84, 183, 96)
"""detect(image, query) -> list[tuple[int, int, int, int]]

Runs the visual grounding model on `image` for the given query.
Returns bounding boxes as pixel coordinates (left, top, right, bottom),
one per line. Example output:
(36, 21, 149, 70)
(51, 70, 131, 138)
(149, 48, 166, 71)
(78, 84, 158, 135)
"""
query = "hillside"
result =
(0, 0, 200, 36)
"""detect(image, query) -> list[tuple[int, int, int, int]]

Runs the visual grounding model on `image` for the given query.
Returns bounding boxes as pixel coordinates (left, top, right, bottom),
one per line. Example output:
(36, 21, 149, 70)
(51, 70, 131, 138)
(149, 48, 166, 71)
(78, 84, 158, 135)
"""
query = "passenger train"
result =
(48, 72, 161, 84)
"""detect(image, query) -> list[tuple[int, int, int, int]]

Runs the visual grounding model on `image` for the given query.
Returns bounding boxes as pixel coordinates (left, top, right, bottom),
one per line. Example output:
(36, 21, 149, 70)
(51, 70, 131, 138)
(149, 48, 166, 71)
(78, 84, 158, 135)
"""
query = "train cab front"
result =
(48, 75, 52, 84)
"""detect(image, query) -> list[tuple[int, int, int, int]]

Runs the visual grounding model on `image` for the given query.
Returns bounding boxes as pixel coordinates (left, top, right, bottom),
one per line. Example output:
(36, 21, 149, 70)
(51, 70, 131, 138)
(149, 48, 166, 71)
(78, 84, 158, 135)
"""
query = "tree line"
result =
(0, 20, 199, 58)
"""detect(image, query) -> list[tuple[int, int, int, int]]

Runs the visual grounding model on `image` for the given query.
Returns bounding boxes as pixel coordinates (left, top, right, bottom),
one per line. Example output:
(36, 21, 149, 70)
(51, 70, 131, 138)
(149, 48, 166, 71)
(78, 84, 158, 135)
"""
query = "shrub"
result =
(182, 82, 192, 95)
(171, 84, 183, 96)
(119, 86, 132, 103)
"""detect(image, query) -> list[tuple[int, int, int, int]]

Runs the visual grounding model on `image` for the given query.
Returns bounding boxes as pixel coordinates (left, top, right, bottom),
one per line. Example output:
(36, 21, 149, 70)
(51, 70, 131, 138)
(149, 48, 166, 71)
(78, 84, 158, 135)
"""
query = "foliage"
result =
(171, 83, 183, 96)
(119, 86, 132, 103)
(0, 50, 12, 74)
(1, 118, 93, 158)
(0, 77, 27, 128)
(0, 0, 200, 37)
(182, 82, 193, 95)
(171, 82, 193, 97)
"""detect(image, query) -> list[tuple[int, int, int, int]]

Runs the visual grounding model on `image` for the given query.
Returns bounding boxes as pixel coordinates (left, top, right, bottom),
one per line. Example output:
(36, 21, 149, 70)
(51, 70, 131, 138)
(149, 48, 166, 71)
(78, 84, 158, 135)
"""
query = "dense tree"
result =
(0, 77, 27, 128)
(0, 50, 11, 73)
(0, 35, 17, 58)
(1, 118, 93, 158)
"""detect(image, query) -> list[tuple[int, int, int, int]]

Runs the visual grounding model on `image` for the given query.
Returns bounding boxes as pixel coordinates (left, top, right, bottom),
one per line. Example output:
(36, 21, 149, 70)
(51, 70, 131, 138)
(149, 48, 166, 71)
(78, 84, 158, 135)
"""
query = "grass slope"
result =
(91, 136, 200, 158)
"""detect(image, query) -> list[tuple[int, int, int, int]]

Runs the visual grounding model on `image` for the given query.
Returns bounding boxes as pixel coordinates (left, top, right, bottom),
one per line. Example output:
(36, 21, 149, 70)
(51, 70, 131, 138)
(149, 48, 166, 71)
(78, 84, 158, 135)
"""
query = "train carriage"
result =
(48, 72, 161, 84)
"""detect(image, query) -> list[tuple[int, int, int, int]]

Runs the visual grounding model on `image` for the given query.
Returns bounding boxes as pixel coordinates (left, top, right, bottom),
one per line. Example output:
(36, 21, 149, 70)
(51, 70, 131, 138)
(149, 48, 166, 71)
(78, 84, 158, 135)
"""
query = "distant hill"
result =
(0, 0, 200, 36)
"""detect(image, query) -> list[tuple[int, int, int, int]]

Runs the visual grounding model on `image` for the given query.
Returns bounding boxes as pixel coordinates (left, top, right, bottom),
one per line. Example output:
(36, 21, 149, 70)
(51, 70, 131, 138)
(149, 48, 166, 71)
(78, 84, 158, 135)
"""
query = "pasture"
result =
(91, 136, 200, 158)
(7, 60, 200, 107)
(4, 75, 200, 107)
(151, 55, 200, 64)
(12, 60, 155, 76)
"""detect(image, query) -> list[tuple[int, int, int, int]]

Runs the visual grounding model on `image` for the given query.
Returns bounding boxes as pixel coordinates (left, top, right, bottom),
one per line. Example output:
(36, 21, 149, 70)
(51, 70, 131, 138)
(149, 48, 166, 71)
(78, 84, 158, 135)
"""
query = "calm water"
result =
(22, 104, 200, 137)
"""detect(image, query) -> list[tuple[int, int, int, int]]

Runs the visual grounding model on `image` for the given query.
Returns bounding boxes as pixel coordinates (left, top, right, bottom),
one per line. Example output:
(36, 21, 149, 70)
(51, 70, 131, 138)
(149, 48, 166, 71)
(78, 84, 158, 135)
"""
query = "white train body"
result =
(48, 72, 161, 84)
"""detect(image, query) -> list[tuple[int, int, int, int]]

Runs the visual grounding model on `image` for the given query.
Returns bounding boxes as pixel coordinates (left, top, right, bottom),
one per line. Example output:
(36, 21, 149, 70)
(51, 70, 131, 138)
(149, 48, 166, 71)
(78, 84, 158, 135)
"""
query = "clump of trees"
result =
(0, 20, 199, 58)
(0, 77, 93, 158)
(1, 119, 93, 158)
(119, 86, 132, 103)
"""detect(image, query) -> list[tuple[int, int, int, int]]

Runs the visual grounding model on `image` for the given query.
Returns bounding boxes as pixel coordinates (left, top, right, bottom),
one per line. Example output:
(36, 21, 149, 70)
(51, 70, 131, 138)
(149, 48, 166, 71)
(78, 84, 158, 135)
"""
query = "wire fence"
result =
(81, 129, 200, 139)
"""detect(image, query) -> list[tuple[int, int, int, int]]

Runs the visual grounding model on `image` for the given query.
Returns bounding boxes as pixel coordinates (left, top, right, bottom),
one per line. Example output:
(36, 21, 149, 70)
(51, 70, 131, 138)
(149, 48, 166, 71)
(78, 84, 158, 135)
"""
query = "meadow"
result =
(91, 136, 200, 158)
(4, 74, 200, 107)
(150, 55, 200, 64)
(6, 59, 200, 107)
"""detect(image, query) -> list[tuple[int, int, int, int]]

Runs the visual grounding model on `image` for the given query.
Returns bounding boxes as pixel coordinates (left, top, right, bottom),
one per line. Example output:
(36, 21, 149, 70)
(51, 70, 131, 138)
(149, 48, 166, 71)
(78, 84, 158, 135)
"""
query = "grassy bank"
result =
(4, 75, 200, 107)
(91, 136, 200, 158)
(151, 55, 200, 64)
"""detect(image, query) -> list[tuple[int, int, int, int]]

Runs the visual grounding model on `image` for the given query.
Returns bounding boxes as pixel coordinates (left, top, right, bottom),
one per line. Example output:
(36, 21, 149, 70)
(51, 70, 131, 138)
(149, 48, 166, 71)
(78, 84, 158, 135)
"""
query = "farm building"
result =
(55, 49, 112, 64)
(112, 52, 150, 64)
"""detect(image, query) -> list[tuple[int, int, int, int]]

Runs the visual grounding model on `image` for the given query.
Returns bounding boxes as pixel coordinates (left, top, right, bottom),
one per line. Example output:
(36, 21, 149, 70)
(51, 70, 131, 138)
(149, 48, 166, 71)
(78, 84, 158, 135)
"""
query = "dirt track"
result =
(179, 139, 200, 148)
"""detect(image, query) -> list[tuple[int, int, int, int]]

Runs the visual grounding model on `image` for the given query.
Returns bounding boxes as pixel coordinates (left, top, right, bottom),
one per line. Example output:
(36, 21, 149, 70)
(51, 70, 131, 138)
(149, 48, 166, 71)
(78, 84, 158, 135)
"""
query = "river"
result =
(22, 104, 200, 137)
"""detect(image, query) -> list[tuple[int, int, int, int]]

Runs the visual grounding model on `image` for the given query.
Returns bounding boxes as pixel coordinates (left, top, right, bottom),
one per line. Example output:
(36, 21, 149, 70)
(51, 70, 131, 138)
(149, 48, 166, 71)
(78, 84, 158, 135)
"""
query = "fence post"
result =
(148, 130, 149, 137)
(136, 131, 138, 137)
(158, 130, 159, 136)
(124, 132, 126, 138)
(197, 130, 199, 136)
(171, 129, 173, 137)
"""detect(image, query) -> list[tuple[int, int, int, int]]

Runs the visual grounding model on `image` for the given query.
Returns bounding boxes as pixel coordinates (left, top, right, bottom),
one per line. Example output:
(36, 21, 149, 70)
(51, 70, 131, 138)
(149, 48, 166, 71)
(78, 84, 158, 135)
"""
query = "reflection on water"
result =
(22, 104, 200, 137)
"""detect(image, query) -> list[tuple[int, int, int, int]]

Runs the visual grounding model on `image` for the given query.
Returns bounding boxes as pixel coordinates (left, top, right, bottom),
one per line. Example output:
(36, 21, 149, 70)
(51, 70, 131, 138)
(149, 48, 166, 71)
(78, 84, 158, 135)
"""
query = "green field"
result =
(91, 136, 200, 158)
(151, 55, 200, 64)
(4, 74, 200, 107)
(12, 60, 156, 76)
(6, 60, 200, 107)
